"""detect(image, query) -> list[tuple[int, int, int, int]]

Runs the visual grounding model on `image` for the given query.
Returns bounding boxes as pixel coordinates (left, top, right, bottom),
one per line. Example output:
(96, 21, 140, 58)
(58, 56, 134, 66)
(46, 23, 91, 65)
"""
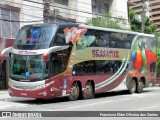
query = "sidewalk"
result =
(0, 90, 11, 100)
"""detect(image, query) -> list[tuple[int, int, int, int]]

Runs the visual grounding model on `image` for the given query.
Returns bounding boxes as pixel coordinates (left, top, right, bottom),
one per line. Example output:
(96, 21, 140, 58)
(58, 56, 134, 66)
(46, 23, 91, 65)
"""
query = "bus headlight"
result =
(38, 91, 47, 96)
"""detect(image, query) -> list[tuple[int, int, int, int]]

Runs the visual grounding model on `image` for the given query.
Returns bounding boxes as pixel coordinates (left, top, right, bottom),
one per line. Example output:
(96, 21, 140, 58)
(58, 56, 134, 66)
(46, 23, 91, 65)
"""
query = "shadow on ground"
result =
(5, 90, 152, 105)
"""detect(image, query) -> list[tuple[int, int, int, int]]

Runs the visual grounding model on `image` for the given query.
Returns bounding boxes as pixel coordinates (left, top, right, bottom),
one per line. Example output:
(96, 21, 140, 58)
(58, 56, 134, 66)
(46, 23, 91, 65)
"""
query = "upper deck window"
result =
(14, 24, 58, 50)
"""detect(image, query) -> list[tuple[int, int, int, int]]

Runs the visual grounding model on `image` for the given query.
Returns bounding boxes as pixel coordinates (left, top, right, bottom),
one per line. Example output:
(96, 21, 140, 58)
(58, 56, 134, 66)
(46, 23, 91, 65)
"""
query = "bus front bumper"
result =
(8, 85, 62, 99)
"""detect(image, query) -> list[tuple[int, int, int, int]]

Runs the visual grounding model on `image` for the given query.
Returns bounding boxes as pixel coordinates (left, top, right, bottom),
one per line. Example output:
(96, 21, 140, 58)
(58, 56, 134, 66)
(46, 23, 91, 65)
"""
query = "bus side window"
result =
(85, 29, 97, 47)
(13, 61, 20, 74)
(73, 61, 95, 76)
(50, 47, 71, 76)
(122, 33, 135, 49)
(54, 28, 66, 46)
(51, 59, 63, 76)
(94, 31, 110, 47)
(95, 60, 114, 74)
(150, 62, 156, 72)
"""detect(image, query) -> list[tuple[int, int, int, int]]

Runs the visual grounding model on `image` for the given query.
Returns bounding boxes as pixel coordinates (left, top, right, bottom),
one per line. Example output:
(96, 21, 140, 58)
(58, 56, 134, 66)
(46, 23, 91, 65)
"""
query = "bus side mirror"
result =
(43, 53, 48, 62)
(0, 47, 12, 63)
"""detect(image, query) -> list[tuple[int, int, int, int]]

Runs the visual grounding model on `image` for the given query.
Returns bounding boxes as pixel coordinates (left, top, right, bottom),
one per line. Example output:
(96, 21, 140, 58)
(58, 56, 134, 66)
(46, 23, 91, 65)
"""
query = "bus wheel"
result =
(35, 98, 44, 101)
(136, 79, 144, 93)
(82, 81, 94, 99)
(128, 79, 136, 94)
(69, 82, 80, 101)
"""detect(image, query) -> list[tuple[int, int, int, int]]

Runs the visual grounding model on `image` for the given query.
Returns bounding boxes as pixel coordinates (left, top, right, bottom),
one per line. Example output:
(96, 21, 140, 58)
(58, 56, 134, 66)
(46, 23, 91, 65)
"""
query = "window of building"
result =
(152, 8, 160, 12)
(153, 20, 160, 23)
(134, 1, 142, 4)
(152, 14, 160, 17)
(133, 6, 142, 10)
(54, 0, 68, 6)
(92, 0, 109, 15)
(151, 2, 160, 6)
(0, 8, 20, 38)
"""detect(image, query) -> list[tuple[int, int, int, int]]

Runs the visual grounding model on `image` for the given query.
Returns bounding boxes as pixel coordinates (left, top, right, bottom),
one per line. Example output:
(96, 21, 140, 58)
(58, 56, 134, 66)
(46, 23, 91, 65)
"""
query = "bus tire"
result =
(82, 81, 94, 99)
(68, 82, 80, 101)
(136, 79, 144, 93)
(35, 98, 44, 101)
(128, 79, 136, 94)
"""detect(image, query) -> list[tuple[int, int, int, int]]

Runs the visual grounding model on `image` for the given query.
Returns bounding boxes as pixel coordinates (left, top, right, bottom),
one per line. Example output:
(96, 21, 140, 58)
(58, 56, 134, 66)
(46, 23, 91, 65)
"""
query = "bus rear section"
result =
(69, 27, 157, 99)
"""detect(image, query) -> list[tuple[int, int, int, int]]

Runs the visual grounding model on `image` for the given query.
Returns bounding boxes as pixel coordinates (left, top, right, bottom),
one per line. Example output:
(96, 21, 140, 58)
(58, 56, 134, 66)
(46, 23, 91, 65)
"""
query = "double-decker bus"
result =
(0, 23, 157, 100)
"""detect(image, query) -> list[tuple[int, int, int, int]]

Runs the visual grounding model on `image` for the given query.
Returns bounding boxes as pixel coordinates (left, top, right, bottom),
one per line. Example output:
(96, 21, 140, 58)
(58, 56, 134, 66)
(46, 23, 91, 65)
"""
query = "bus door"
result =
(0, 61, 7, 89)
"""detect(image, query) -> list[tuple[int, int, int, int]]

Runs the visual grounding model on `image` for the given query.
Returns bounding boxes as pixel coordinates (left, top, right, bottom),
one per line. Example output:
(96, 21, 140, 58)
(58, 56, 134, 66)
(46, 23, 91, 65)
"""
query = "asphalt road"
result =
(0, 86, 160, 120)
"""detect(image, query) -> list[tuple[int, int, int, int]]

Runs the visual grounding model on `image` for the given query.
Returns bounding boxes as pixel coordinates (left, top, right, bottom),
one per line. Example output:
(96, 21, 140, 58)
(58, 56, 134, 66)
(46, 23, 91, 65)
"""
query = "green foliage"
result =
(144, 26, 152, 34)
(129, 8, 157, 34)
(129, 8, 136, 21)
(151, 24, 158, 31)
(86, 13, 129, 30)
(154, 32, 160, 37)
(145, 17, 151, 26)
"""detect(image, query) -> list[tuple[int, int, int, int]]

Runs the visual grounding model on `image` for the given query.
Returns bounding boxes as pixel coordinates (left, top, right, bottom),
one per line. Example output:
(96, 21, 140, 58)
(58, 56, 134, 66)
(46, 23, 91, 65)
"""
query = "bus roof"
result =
(59, 23, 155, 37)
(82, 24, 155, 37)
(24, 23, 155, 37)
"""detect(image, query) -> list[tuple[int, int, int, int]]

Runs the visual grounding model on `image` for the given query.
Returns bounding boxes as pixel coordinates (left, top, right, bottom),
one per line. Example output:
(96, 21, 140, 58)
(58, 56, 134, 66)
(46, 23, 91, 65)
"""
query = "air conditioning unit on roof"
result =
(54, 9, 60, 15)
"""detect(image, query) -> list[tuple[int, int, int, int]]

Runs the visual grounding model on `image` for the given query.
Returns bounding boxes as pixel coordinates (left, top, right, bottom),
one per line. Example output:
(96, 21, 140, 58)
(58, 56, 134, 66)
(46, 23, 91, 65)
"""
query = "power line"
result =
(23, 0, 128, 20)
(2, 0, 91, 22)
(0, 1, 44, 22)
(0, 18, 43, 22)
(1, 0, 94, 22)
(1, 0, 129, 24)
(3, 0, 128, 21)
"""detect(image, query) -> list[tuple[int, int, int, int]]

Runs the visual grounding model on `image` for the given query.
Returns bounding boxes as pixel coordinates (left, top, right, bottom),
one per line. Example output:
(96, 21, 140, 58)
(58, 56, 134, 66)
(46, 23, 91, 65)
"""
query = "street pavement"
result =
(0, 86, 160, 120)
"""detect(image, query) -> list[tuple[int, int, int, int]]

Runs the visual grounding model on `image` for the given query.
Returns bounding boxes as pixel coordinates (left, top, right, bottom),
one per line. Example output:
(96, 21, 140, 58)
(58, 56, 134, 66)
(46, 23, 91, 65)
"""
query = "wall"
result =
(76, 0, 92, 23)
(20, 0, 44, 27)
(110, 0, 128, 19)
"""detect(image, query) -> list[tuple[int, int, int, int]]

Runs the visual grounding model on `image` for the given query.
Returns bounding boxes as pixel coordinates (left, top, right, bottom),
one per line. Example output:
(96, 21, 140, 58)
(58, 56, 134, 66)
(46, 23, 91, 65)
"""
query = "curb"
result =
(155, 84, 160, 87)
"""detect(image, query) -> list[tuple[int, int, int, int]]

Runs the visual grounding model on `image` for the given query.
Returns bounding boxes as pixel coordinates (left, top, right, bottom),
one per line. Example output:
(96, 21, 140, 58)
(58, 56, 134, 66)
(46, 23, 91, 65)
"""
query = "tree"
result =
(129, 8, 157, 34)
(86, 13, 129, 30)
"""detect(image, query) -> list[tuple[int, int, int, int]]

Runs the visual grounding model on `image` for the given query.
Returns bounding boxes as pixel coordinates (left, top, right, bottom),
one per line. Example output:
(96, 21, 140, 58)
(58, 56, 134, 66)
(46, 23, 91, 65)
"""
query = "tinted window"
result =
(14, 24, 58, 50)
(72, 60, 125, 76)
(150, 63, 156, 72)
(85, 30, 135, 49)
(50, 47, 72, 76)
(54, 28, 67, 46)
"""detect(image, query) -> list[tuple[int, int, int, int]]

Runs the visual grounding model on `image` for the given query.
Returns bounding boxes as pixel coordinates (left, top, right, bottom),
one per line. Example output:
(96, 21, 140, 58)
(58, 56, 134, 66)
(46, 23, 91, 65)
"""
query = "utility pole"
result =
(141, 0, 147, 33)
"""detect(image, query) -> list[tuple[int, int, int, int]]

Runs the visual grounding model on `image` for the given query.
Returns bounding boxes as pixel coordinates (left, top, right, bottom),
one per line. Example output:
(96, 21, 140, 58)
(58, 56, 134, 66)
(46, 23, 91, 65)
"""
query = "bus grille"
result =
(13, 85, 36, 90)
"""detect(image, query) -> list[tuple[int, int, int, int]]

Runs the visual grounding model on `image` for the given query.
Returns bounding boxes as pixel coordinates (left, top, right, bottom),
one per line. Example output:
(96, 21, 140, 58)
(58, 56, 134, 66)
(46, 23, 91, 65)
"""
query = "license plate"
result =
(21, 93, 27, 96)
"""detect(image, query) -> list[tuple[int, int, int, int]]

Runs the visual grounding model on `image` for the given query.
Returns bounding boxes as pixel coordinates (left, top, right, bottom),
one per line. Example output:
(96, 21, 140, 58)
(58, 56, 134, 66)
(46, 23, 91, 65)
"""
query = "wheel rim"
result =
(70, 83, 79, 100)
(139, 80, 144, 90)
(83, 83, 93, 99)
(131, 81, 136, 93)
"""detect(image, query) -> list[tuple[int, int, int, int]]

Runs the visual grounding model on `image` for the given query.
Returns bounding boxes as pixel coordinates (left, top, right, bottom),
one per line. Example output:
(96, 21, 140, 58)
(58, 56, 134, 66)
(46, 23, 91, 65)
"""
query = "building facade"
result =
(0, 0, 129, 89)
(44, 0, 129, 23)
(129, 0, 160, 31)
(0, 0, 130, 37)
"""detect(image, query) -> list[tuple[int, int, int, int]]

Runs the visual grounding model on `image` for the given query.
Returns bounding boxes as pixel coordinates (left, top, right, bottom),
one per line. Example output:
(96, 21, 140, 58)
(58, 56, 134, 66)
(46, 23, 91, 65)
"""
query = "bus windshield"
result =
(10, 54, 49, 81)
(14, 24, 58, 50)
